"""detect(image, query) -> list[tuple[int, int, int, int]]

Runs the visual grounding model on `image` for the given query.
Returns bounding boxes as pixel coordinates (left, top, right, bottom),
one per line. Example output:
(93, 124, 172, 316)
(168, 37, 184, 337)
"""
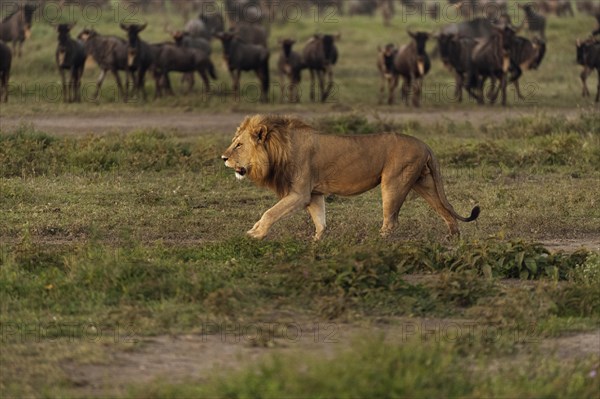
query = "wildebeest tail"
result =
(531, 40, 546, 70)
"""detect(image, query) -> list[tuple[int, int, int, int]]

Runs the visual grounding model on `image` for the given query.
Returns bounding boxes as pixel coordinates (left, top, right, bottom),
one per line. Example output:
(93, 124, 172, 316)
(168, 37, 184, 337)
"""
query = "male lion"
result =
(221, 115, 480, 240)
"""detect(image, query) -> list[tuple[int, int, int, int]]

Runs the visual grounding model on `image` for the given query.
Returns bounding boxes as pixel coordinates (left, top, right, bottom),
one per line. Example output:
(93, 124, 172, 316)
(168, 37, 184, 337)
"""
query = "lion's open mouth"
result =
(235, 167, 247, 180)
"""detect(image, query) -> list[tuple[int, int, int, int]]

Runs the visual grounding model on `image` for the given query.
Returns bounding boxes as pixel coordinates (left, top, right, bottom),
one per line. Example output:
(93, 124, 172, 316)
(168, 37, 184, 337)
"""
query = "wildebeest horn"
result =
(139, 22, 148, 32)
(119, 22, 128, 31)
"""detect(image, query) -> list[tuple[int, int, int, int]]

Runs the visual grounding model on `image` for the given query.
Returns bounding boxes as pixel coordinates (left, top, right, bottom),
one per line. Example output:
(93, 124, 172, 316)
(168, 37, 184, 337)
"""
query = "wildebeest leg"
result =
(93, 69, 108, 100)
(401, 77, 411, 106)
(596, 68, 600, 102)
(379, 73, 386, 104)
(153, 70, 162, 99)
(581, 67, 591, 97)
(499, 73, 507, 106)
(232, 70, 241, 101)
(488, 76, 499, 103)
(124, 71, 130, 101)
(59, 68, 68, 103)
(292, 78, 300, 103)
(198, 69, 210, 95)
(412, 77, 423, 108)
(75, 67, 83, 103)
(308, 69, 316, 102)
(279, 70, 286, 103)
(323, 66, 334, 102)
(14, 40, 21, 58)
(454, 72, 463, 102)
(112, 69, 126, 101)
(164, 73, 175, 96)
(510, 64, 524, 100)
(306, 194, 326, 241)
(388, 75, 398, 105)
(513, 79, 524, 101)
(139, 69, 148, 101)
(317, 70, 326, 102)
(255, 69, 268, 103)
(68, 69, 75, 103)
(0, 72, 6, 102)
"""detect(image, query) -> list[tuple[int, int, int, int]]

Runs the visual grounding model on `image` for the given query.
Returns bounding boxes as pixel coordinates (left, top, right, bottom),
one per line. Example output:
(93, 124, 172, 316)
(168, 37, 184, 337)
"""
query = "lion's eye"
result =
(235, 143, 242, 149)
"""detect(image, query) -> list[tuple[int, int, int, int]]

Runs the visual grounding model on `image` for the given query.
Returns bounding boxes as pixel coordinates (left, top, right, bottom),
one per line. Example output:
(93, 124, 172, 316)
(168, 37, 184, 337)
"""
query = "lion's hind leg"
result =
(306, 194, 326, 241)
(380, 172, 419, 237)
(412, 172, 460, 236)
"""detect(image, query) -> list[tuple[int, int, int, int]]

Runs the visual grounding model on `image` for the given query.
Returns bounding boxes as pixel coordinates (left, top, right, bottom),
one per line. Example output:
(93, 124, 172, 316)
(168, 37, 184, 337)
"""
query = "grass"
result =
(1, 113, 598, 397)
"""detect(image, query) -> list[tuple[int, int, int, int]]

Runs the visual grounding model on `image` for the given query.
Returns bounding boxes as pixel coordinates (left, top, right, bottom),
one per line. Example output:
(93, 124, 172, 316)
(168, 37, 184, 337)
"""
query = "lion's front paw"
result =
(246, 229, 266, 240)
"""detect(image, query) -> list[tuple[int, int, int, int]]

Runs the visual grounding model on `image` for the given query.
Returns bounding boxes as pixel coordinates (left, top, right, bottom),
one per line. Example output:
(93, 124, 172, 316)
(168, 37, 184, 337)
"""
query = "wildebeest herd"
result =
(0, 0, 599, 104)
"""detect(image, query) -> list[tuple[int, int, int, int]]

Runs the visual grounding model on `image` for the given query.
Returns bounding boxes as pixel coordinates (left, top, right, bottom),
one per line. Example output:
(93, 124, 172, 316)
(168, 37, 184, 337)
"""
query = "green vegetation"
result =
(1, 114, 599, 397)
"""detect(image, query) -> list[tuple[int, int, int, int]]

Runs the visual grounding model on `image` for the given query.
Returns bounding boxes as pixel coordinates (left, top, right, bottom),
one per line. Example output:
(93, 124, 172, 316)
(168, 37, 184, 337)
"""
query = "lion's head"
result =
(222, 115, 304, 197)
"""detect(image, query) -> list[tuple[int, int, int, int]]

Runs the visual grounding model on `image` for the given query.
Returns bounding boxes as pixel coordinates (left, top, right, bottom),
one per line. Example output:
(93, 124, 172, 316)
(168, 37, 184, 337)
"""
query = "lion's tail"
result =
(427, 151, 480, 223)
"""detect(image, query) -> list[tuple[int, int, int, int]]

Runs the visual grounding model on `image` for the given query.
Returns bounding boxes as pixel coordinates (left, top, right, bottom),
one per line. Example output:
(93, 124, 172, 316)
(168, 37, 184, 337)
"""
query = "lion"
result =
(221, 114, 480, 240)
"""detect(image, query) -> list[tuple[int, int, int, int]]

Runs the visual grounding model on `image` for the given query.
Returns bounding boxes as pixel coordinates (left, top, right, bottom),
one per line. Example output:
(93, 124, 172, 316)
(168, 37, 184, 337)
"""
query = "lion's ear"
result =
(255, 125, 269, 144)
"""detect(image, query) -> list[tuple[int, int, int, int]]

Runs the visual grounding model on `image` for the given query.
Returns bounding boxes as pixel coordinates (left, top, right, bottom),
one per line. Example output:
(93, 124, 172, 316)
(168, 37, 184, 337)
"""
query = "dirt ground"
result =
(0, 107, 585, 136)
(58, 321, 599, 397)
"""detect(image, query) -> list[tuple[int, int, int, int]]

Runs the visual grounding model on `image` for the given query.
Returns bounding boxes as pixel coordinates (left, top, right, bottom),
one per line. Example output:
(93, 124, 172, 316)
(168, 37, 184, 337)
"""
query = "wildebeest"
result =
(0, 40, 11, 102)
(467, 25, 516, 106)
(388, 31, 431, 107)
(376, 43, 397, 104)
(120, 23, 154, 101)
(152, 42, 217, 98)
(184, 10, 225, 41)
(55, 23, 86, 103)
(224, 0, 266, 27)
(576, 0, 600, 17)
(77, 28, 129, 101)
(216, 31, 270, 102)
(170, 29, 214, 90)
(432, 16, 494, 58)
(519, 3, 546, 40)
(233, 23, 268, 47)
(277, 38, 304, 103)
(537, 0, 574, 16)
(436, 33, 476, 102)
(576, 38, 600, 102)
(438, 16, 495, 39)
(302, 33, 339, 102)
(0, 3, 36, 57)
(171, 30, 212, 54)
(348, 0, 377, 16)
(508, 36, 546, 100)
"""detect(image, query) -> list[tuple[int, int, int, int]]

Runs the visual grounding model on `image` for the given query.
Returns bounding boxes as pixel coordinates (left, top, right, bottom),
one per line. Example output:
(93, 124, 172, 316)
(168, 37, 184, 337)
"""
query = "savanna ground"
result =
(1, 1, 599, 398)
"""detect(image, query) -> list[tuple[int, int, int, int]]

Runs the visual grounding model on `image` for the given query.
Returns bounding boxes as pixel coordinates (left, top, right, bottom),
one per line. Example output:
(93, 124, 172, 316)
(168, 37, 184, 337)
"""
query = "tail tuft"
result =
(466, 205, 480, 222)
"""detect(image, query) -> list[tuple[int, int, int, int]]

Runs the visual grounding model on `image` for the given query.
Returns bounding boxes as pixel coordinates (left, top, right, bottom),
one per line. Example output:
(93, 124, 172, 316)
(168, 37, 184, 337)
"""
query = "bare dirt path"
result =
(58, 322, 599, 397)
(0, 107, 584, 135)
